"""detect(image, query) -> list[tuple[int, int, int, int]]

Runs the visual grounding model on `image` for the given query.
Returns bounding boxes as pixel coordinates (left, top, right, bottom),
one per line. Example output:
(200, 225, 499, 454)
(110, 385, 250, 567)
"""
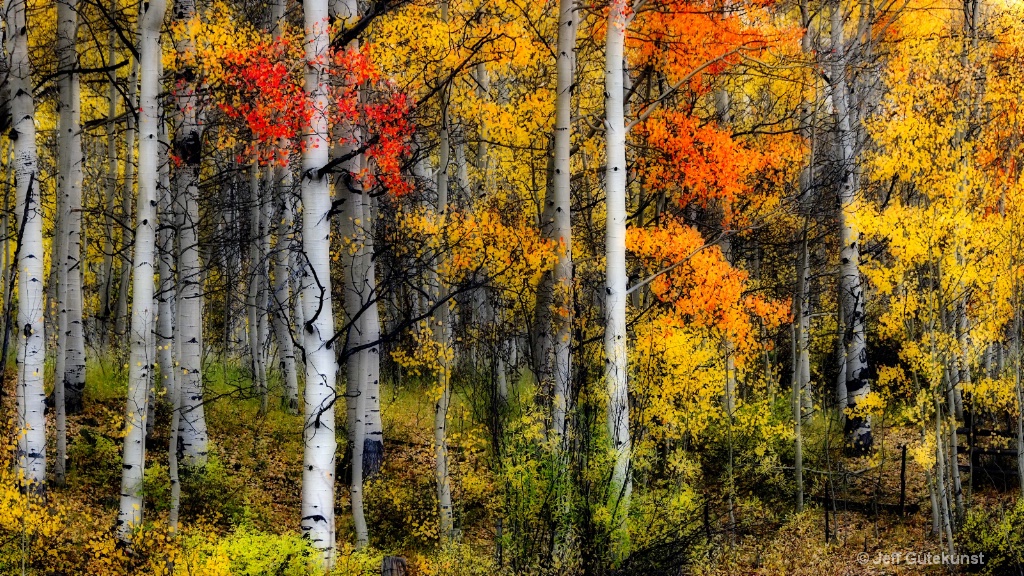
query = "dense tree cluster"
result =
(4, 0, 1024, 572)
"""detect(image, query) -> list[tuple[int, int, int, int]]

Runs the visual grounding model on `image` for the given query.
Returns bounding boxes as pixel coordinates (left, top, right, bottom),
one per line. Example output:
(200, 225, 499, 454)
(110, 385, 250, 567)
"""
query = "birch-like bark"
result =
(933, 396, 956, 554)
(603, 0, 633, 535)
(428, 0, 456, 542)
(59, 0, 87, 414)
(954, 303, 968, 419)
(299, 0, 338, 563)
(333, 147, 367, 548)
(257, 169, 272, 390)
(115, 59, 139, 339)
(549, 0, 577, 441)
(271, 161, 299, 413)
(55, 0, 84, 483)
(829, 0, 872, 451)
(792, 322, 803, 512)
(157, 114, 175, 403)
(795, 1, 814, 421)
(7, 0, 46, 491)
(360, 192, 384, 480)
(99, 37, 119, 333)
(248, 163, 269, 412)
(117, 0, 165, 538)
(172, 0, 208, 468)
(331, 0, 375, 545)
(168, 338, 182, 534)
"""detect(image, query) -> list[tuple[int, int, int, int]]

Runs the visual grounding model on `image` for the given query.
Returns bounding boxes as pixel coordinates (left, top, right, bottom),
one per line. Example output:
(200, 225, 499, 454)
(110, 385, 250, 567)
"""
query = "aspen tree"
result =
(299, 0, 339, 563)
(263, 0, 300, 414)
(549, 0, 577, 441)
(7, 0, 46, 490)
(99, 37, 119, 335)
(829, 0, 872, 452)
(117, 0, 166, 538)
(115, 60, 139, 340)
(173, 0, 209, 468)
(603, 0, 633, 541)
(429, 0, 456, 542)
(55, 0, 87, 483)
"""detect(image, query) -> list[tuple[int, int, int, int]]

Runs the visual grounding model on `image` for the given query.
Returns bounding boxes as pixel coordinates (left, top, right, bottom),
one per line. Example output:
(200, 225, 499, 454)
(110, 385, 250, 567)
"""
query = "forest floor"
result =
(2, 357, 1019, 574)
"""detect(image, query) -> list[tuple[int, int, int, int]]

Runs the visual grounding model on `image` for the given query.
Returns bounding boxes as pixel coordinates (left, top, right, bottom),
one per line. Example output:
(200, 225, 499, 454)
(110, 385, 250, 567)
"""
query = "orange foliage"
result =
(627, 217, 789, 355)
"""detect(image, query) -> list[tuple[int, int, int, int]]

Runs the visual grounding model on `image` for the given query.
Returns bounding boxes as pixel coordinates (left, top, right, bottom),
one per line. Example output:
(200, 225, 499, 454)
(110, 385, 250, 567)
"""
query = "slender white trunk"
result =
(7, 0, 46, 491)
(549, 0, 576, 441)
(454, 137, 470, 200)
(117, 0, 165, 538)
(248, 163, 269, 411)
(168, 341, 182, 534)
(115, 60, 139, 339)
(145, 32, 167, 441)
(157, 115, 175, 403)
(475, 63, 490, 196)
(172, 0, 209, 469)
(258, 170, 272, 395)
(271, 161, 299, 413)
(934, 396, 956, 554)
(340, 172, 369, 546)
(300, 0, 338, 564)
(332, 142, 365, 543)
(331, 0, 375, 546)
(955, 304, 968, 419)
(433, 279, 454, 540)
(100, 37, 119, 332)
(360, 193, 383, 473)
(830, 0, 871, 451)
(603, 0, 632, 535)
(434, 47, 455, 538)
(55, 0, 80, 484)
(793, 324, 803, 512)
(795, 5, 814, 421)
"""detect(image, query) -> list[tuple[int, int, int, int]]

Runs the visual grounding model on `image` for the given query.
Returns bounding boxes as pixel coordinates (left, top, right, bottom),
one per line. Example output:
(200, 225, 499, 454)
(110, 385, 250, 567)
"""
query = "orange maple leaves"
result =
(628, 217, 789, 354)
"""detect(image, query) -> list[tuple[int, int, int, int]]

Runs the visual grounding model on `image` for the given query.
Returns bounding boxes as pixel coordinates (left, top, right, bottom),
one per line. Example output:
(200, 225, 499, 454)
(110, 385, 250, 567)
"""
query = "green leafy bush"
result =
(958, 497, 1024, 573)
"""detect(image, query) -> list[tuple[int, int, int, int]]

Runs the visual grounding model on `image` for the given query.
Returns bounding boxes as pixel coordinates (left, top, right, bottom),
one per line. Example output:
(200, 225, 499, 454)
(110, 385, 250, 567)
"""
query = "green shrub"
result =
(68, 428, 120, 488)
(180, 455, 250, 524)
(180, 527, 324, 576)
(958, 497, 1024, 573)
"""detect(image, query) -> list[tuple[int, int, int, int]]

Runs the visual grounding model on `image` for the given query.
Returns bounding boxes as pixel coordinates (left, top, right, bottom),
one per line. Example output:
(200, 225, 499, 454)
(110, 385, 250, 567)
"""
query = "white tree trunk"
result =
(433, 283, 454, 541)
(360, 193, 384, 474)
(829, 0, 872, 451)
(433, 55, 456, 537)
(55, 0, 81, 484)
(7, 0, 46, 491)
(258, 170, 272, 395)
(248, 163, 269, 412)
(331, 0, 374, 546)
(99, 37, 119, 333)
(549, 0, 577, 441)
(603, 0, 633, 535)
(117, 0, 165, 538)
(115, 59, 139, 339)
(173, 0, 208, 469)
(300, 0, 338, 564)
(157, 112, 175, 403)
(271, 160, 299, 413)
